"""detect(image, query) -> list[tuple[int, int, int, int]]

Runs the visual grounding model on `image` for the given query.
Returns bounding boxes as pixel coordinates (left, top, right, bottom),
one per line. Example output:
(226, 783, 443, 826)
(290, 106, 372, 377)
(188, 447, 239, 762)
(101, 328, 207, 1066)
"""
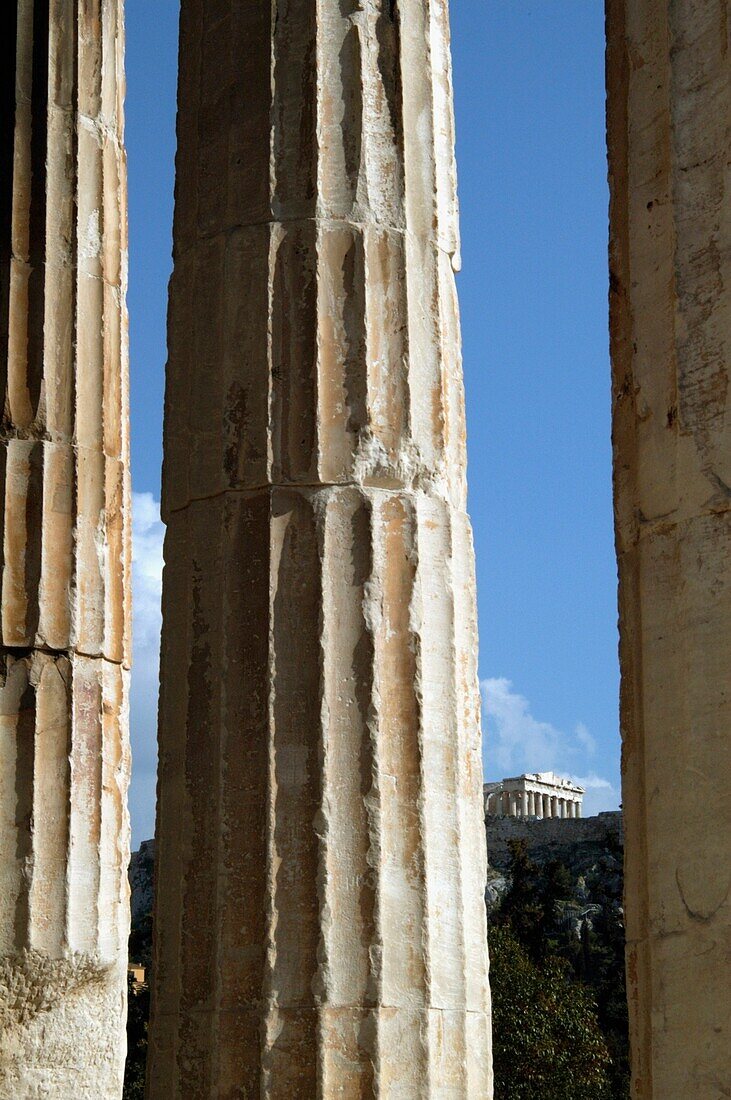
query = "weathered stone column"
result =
(148, 0, 491, 1095)
(0, 0, 131, 1096)
(607, 1, 731, 1095)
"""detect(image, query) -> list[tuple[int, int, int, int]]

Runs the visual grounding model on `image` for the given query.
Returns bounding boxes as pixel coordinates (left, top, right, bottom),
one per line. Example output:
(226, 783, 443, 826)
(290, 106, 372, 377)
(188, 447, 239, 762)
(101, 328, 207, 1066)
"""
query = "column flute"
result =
(0, 1, 131, 1094)
(147, 0, 492, 1095)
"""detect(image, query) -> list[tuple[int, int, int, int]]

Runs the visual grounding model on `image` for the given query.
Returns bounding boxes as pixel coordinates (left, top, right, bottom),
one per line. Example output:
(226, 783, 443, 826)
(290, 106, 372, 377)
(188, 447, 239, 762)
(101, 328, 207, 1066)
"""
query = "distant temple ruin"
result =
(484, 773, 584, 819)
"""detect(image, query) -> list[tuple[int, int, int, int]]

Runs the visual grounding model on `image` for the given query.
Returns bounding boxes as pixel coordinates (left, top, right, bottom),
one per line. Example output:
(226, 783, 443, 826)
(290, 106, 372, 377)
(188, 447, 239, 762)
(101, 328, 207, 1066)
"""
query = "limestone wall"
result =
(486, 812, 623, 876)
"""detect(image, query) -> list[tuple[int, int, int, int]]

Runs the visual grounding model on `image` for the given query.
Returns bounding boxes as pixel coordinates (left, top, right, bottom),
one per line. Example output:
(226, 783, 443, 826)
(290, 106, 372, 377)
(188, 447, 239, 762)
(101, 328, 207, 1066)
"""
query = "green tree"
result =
(490, 837, 629, 1098)
(582, 842, 630, 1096)
(493, 839, 544, 955)
(123, 974, 149, 1100)
(489, 925, 613, 1100)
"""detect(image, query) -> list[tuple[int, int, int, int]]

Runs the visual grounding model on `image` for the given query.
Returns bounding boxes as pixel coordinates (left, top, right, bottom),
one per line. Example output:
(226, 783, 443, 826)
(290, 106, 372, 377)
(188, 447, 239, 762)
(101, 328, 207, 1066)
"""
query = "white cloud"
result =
(575, 721, 596, 756)
(573, 773, 612, 790)
(481, 677, 620, 817)
(129, 491, 165, 846)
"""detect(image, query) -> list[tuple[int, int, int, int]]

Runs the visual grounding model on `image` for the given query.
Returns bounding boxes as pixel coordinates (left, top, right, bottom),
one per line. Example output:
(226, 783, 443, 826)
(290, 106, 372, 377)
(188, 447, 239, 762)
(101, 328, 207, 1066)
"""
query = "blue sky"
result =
(125, 1, 619, 845)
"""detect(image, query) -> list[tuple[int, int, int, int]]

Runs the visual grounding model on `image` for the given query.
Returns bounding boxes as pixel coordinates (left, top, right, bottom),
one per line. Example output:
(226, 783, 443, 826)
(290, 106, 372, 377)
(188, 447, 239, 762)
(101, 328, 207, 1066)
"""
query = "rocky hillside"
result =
(485, 811, 623, 908)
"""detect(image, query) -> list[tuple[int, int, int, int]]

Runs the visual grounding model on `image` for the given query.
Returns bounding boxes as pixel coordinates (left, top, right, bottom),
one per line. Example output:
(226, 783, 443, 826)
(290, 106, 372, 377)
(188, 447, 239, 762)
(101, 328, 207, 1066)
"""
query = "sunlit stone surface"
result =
(607, 1, 731, 1096)
(0, 1, 131, 1095)
(147, 0, 492, 1094)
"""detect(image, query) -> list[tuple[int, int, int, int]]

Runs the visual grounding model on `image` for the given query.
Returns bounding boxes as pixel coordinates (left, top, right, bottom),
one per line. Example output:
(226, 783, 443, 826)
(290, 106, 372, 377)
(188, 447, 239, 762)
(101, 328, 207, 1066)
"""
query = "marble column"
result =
(147, 0, 492, 1094)
(607, 1, 731, 1094)
(520, 791, 529, 816)
(0, 1, 131, 1095)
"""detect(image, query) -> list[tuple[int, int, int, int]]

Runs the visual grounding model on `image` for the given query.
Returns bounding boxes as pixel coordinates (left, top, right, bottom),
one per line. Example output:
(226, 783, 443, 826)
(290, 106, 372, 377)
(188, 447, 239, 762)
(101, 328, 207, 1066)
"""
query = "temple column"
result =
(607, 1, 731, 1094)
(527, 791, 535, 816)
(0, 1, 131, 1094)
(147, 0, 492, 1094)
(520, 791, 529, 816)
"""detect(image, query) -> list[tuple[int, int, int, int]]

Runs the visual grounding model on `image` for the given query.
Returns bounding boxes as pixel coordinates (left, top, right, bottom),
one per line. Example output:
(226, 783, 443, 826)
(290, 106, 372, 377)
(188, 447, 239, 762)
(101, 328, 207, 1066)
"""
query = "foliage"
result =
(123, 973, 149, 1100)
(489, 925, 613, 1100)
(490, 838, 629, 1099)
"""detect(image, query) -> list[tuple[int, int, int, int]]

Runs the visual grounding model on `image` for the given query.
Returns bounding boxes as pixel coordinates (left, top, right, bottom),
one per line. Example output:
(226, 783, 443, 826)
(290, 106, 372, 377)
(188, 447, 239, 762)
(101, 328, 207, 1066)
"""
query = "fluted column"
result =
(0, 1, 131, 1095)
(607, 1, 731, 1095)
(148, 0, 491, 1095)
